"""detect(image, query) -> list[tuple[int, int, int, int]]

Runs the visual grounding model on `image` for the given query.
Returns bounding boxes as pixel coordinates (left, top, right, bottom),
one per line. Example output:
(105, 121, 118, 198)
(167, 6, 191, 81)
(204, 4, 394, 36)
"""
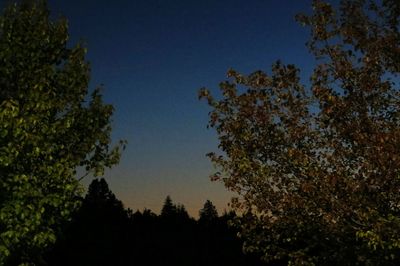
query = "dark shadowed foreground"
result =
(44, 178, 266, 266)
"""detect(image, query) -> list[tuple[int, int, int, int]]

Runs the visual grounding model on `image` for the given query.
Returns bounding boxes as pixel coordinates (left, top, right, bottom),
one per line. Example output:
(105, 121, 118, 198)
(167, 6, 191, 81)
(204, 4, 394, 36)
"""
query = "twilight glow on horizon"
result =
(47, 0, 316, 217)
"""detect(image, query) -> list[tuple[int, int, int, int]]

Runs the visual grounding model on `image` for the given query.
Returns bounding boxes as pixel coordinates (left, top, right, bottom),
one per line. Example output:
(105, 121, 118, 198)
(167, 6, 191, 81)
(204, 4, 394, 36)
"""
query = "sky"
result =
(44, 0, 316, 217)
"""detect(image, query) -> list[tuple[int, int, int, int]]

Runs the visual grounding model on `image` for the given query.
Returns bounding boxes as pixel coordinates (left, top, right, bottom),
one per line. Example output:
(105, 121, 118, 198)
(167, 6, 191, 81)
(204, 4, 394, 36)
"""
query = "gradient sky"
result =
(45, 0, 317, 217)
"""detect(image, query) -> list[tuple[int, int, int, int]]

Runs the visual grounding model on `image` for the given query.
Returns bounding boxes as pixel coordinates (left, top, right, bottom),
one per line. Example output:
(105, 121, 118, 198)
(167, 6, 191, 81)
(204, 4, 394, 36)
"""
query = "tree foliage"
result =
(200, 0, 400, 264)
(46, 178, 129, 266)
(46, 179, 265, 266)
(83, 178, 127, 219)
(0, 1, 123, 264)
(160, 195, 176, 218)
(199, 200, 218, 224)
(160, 195, 190, 222)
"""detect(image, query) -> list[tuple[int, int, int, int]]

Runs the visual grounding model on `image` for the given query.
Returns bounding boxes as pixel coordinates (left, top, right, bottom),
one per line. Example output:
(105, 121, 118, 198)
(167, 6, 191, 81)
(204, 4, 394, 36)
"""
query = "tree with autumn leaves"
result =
(201, 0, 400, 265)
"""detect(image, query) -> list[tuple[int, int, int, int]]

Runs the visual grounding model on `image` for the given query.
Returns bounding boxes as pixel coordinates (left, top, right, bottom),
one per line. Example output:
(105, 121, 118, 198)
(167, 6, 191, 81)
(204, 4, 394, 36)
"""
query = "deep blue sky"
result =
(46, 0, 316, 216)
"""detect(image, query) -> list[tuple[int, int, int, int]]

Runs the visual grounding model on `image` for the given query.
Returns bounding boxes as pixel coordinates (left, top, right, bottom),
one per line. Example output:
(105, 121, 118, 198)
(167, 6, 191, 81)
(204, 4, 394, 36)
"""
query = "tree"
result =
(200, 0, 400, 264)
(160, 195, 176, 218)
(199, 200, 218, 224)
(0, 1, 123, 264)
(45, 179, 129, 266)
(83, 178, 127, 219)
(176, 204, 190, 220)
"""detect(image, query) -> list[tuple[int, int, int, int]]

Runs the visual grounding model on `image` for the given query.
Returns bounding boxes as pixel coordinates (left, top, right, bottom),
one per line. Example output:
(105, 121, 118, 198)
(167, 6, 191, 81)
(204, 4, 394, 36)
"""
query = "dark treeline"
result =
(44, 178, 266, 266)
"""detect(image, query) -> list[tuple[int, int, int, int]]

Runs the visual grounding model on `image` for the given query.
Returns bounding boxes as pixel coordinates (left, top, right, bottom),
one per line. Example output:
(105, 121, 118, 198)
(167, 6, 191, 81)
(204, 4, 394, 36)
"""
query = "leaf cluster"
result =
(0, 1, 124, 264)
(201, 0, 400, 264)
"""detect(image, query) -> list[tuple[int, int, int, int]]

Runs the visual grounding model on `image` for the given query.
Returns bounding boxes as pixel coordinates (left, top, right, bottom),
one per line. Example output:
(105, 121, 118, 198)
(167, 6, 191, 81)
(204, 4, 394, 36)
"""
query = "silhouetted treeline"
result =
(44, 178, 265, 266)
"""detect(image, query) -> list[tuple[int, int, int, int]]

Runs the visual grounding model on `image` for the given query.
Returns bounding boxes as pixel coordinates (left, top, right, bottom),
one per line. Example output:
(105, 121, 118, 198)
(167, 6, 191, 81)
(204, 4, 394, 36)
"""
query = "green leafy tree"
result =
(0, 1, 123, 265)
(200, 0, 400, 265)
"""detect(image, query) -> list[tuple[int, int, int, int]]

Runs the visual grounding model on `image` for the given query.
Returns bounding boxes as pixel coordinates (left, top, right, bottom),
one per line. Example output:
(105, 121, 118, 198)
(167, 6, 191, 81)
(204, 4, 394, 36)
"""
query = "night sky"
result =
(46, 0, 316, 216)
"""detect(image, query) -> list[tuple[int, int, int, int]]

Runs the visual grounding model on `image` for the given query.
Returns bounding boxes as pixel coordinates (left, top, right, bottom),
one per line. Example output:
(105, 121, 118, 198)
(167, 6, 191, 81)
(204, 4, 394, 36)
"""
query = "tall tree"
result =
(160, 195, 176, 218)
(83, 178, 127, 219)
(199, 200, 218, 224)
(200, 0, 400, 265)
(45, 179, 129, 266)
(0, 1, 123, 264)
(176, 204, 190, 220)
